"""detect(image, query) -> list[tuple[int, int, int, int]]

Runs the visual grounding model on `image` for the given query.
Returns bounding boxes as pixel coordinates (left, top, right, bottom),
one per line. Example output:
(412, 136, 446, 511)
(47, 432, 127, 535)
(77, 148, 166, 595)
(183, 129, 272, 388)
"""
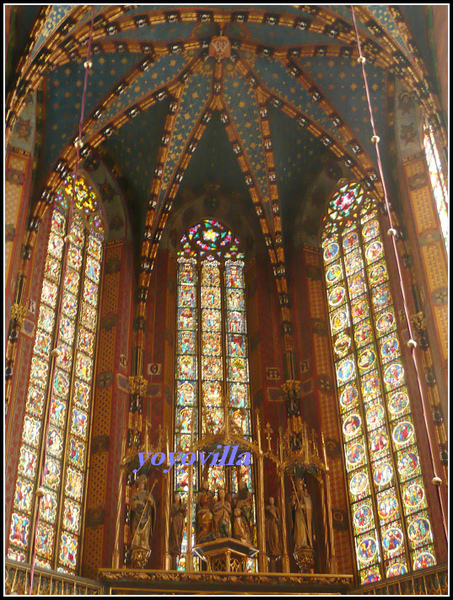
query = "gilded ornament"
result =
(10, 303, 28, 325)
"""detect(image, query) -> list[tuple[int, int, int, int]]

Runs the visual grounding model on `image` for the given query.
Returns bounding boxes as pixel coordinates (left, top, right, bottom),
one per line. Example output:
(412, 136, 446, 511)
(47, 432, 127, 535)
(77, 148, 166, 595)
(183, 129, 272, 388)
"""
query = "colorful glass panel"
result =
(175, 222, 252, 571)
(377, 489, 399, 523)
(14, 479, 34, 513)
(396, 449, 421, 482)
(9, 513, 31, 549)
(10, 178, 103, 571)
(352, 499, 374, 534)
(323, 183, 435, 577)
(325, 261, 343, 286)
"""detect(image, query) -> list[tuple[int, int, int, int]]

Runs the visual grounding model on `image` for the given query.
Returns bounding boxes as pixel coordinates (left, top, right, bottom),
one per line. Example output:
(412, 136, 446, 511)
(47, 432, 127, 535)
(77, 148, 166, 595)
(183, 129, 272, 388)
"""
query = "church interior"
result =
(5, 5, 448, 596)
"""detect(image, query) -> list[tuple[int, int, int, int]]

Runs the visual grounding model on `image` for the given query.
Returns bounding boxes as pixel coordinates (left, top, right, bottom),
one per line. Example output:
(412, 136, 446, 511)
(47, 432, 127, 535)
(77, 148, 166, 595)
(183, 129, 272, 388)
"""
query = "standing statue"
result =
(265, 497, 282, 559)
(212, 488, 232, 538)
(195, 480, 216, 544)
(169, 493, 187, 556)
(233, 507, 250, 543)
(234, 479, 254, 542)
(130, 475, 156, 551)
(302, 481, 314, 548)
(291, 478, 313, 552)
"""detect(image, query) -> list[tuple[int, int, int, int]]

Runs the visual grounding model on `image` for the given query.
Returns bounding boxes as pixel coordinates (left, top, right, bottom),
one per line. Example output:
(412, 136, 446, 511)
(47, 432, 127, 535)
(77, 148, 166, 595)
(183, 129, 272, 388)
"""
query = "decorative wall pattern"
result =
(402, 157, 448, 363)
(82, 241, 132, 579)
(303, 248, 353, 576)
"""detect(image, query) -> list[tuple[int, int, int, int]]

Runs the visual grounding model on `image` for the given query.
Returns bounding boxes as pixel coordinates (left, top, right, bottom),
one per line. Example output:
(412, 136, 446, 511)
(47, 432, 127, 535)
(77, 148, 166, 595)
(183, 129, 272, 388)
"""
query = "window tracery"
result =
(174, 219, 254, 570)
(8, 176, 104, 573)
(322, 182, 436, 584)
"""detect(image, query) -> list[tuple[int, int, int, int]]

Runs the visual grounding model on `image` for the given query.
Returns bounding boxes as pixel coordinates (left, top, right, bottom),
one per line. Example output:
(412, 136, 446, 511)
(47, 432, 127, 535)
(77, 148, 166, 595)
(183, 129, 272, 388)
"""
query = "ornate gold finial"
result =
(128, 375, 148, 396)
(411, 311, 426, 332)
(265, 422, 273, 454)
(10, 303, 28, 326)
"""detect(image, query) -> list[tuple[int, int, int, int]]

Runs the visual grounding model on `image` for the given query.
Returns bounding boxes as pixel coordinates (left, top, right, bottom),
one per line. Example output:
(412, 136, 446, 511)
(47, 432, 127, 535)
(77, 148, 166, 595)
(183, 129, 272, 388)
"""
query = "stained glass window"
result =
(175, 219, 254, 570)
(423, 125, 448, 252)
(322, 182, 436, 583)
(8, 176, 104, 573)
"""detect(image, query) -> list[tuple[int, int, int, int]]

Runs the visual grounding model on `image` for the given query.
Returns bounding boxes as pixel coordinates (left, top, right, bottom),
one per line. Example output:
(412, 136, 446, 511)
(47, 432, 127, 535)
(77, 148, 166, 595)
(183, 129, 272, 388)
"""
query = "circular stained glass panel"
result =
(369, 262, 388, 286)
(377, 493, 398, 521)
(349, 273, 366, 298)
(387, 563, 407, 578)
(382, 526, 404, 556)
(397, 452, 419, 478)
(384, 363, 405, 389)
(330, 308, 349, 334)
(365, 240, 384, 263)
(332, 187, 360, 217)
(351, 298, 369, 323)
(388, 391, 409, 416)
(381, 337, 399, 361)
(354, 321, 373, 347)
(325, 262, 343, 286)
(346, 443, 366, 469)
(343, 413, 362, 437)
(323, 241, 340, 264)
(340, 385, 358, 410)
(365, 404, 385, 430)
(329, 286, 346, 307)
(357, 537, 377, 563)
(353, 503, 373, 531)
(372, 285, 391, 310)
(361, 373, 380, 398)
(408, 517, 431, 544)
(337, 359, 355, 384)
(376, 310, 395, 336)
(373, 463, 393, 487)
(362, 219, 380, 241)
(350, 471, 368, 496)
(343, 231, 359, 251)
(362, 571, 381, 585)
(403, 482, 424, 510)
(413, 552, 436, 570)
(358, 347, 376, 372)
(369, 431, 388, 456)
(392, 421, 414, 446)
(345, 251, 363, 276)
(334, 334, 352, 358)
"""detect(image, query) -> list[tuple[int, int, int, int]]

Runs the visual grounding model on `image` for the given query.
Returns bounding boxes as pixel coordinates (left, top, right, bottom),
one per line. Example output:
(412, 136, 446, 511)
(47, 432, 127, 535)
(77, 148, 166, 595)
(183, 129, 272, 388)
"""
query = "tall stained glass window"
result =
(174, 219, 254, 570)
(423, 125, 448, 252)
(322, 182, 436, 584)
(8, 175, 104, 573)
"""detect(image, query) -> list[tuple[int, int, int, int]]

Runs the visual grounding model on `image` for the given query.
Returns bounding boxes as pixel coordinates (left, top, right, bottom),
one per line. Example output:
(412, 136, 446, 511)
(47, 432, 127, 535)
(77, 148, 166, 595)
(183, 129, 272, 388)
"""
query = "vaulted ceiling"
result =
(6, 5, 445, 258)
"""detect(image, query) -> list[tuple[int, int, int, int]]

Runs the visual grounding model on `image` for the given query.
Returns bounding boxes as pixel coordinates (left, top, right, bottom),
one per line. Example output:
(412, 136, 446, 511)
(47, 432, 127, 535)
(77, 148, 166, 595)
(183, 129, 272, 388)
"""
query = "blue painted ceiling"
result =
(7, 5, 441, 250)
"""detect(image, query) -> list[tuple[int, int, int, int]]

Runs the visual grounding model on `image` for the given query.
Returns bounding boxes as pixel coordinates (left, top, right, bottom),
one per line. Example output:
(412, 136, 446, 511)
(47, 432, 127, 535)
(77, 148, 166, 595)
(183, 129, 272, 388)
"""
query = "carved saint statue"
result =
(265, 497, 282, 558)
(195, 480, 216, 544)
(169, 493, 187, 556)
(233, 507, 250, 543)
(291, 478, 314, 552)
(234, 479, 254, 542)
(212, 488, 232, 538)
(130, 475, 156, 550)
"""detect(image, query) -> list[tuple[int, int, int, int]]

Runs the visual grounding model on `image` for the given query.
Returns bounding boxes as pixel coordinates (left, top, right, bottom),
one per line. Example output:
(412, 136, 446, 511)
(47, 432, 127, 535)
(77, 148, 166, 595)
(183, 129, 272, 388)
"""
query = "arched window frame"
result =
(321, 182, 436, 584)
(7, 175, 105, 574)
(173, 218, 255, 571)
